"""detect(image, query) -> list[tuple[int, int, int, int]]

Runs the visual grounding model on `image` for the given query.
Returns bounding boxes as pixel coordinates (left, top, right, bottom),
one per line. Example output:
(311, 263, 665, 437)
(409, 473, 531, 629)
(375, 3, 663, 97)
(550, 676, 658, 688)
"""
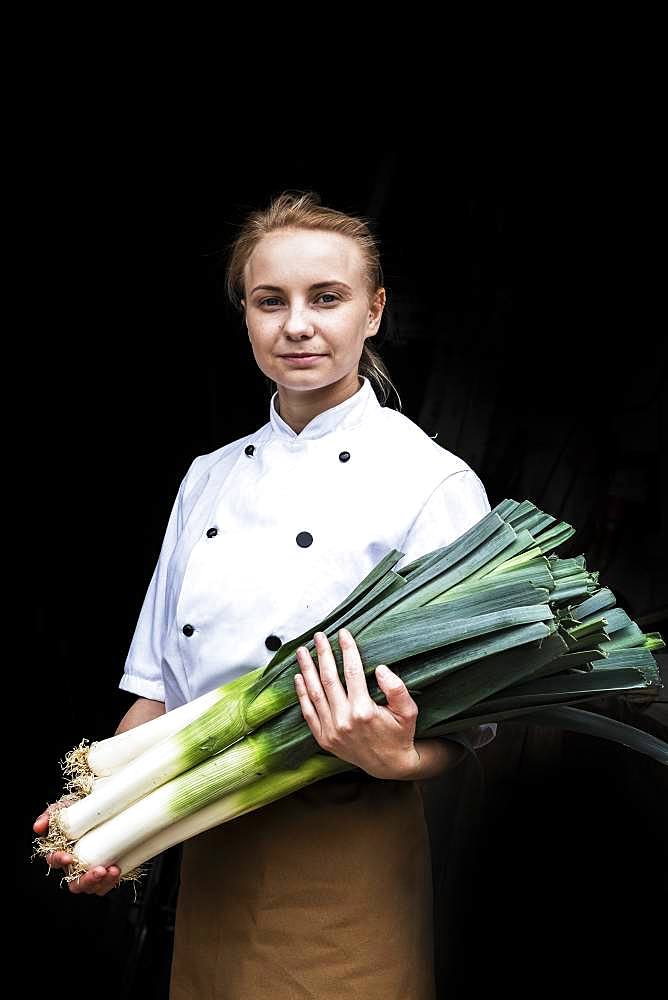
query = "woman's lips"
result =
(280, 354, 326, 365)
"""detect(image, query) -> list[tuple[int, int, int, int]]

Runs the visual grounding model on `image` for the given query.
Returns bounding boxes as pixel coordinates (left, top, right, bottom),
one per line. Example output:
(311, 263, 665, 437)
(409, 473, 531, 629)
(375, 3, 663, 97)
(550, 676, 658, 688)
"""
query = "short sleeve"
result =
(397, 468, 491, 571)
(118, 465, 193, 702)
(399, 469, 498, 752)
(441, 723, 498, 752)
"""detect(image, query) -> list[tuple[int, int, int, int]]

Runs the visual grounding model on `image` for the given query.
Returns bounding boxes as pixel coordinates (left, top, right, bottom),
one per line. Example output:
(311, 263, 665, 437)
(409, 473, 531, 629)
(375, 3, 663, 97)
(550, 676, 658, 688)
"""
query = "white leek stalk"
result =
(108, 754, 352, 878)
(66, 669, 264, 784)
(71, 729, 283, 868)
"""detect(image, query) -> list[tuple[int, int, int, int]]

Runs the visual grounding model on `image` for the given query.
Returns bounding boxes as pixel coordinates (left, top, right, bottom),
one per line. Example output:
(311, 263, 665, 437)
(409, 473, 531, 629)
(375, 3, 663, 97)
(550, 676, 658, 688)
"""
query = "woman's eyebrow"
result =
(251, 280, 352, 294)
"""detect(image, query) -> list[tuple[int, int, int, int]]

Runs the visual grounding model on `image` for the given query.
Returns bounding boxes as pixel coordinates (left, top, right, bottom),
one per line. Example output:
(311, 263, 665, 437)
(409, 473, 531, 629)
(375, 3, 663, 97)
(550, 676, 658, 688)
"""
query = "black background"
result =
(18, 148, 667, 998)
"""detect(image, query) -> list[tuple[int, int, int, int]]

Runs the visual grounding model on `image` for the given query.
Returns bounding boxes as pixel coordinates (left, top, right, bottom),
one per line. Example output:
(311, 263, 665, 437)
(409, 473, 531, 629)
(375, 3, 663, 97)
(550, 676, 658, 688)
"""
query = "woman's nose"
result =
(282, 305, 315, 335)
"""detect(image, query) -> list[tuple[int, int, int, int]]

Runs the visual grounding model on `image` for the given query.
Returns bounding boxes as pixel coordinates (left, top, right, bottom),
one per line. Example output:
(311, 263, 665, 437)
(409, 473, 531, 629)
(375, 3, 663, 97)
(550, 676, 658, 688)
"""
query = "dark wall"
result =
(20, 153, 666, 998)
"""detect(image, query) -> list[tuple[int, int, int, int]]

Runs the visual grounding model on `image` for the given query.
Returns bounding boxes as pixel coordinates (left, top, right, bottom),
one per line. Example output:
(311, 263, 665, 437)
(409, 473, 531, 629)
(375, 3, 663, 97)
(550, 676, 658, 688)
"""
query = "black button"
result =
(296, 531, 313, 547)
(265, 634, 282, 651)
(245, 444, 255, 456)
(182, 624, 195, 637)
(206, 527, 218, 538)
(339, 451, 351, 462)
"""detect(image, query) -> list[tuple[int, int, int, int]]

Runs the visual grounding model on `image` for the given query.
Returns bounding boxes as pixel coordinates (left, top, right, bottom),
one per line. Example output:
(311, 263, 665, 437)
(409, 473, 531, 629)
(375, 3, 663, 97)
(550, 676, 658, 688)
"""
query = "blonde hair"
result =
(224, 189, 402, 410)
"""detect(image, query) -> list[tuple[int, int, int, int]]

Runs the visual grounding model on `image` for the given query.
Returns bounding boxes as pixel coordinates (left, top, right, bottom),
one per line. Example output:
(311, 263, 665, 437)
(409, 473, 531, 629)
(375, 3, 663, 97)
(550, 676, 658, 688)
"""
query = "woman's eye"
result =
(259, 293, 339, 307)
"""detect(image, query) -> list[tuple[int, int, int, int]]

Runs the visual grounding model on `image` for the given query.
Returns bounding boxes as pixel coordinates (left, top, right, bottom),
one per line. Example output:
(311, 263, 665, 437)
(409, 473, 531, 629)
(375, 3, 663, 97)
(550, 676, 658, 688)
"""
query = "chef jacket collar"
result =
(269, 375, 381, 440)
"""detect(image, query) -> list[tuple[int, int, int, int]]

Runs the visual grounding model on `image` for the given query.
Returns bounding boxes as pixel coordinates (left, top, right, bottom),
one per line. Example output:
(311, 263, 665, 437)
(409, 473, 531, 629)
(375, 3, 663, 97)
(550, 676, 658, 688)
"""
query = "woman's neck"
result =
(276, 373, 362, 434)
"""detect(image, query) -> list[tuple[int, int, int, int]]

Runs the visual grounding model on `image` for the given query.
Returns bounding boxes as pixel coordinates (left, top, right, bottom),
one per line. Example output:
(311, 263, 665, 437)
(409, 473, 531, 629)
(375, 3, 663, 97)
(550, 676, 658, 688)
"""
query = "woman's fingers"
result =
(295, 630, 381, 750)
(33, 811, 71, 869)
(69, 865, 121, 895)
(313, 633, 346, 711)
(34, 805, 122, 894)
(338, 627, 375, 706)
(33, 813, 49, 834)
(89, 866, 121, 896)
(34, 795, 79, 835)
(296, 639, 336, 729)
(294, 671, 324, 743)
(45, 850, 73, 868)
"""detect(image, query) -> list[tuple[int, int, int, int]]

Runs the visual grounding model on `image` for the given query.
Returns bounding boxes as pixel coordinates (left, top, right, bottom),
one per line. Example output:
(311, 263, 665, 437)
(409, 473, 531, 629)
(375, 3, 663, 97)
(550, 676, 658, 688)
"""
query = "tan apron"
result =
(169, 770, 437, 999)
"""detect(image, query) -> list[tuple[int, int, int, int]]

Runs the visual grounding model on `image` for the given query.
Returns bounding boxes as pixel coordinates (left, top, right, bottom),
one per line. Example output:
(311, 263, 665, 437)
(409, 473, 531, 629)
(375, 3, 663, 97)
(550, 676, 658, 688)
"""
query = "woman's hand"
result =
(33, 802, 122, 895)
(294, 627, 420, 780)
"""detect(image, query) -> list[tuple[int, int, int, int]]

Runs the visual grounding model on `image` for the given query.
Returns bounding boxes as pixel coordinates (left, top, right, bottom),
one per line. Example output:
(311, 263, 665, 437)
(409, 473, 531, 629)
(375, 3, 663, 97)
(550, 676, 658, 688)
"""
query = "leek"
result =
(34, 497, 666, 885)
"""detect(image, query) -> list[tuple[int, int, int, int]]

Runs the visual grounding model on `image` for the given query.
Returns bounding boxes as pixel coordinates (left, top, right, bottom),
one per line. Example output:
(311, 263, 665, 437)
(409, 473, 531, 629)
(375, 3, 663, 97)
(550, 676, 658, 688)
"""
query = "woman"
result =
(35, 191, 497, 998)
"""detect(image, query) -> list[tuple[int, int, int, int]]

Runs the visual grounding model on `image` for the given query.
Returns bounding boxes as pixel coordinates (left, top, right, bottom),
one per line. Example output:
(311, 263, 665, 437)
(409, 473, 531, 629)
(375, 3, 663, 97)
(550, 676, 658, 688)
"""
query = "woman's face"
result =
(240, 228, 385, 394)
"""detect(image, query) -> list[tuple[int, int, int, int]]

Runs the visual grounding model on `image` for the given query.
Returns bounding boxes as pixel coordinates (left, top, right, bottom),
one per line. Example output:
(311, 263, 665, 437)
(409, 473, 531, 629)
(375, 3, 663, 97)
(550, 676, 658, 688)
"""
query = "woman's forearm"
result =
(407, 737, 469, 780)
(115, 697, 166, 736)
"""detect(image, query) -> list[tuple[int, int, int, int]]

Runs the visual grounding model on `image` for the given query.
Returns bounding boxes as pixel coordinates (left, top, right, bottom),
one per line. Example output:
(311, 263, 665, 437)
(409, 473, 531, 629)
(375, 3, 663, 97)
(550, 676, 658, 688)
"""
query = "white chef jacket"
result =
(119, 375, 497, 752)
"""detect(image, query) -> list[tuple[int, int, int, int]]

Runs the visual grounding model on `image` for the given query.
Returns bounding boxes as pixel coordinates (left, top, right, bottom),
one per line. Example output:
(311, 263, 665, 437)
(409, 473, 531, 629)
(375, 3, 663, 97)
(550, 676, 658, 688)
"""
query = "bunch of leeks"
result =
(34, 498, 666, 884)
